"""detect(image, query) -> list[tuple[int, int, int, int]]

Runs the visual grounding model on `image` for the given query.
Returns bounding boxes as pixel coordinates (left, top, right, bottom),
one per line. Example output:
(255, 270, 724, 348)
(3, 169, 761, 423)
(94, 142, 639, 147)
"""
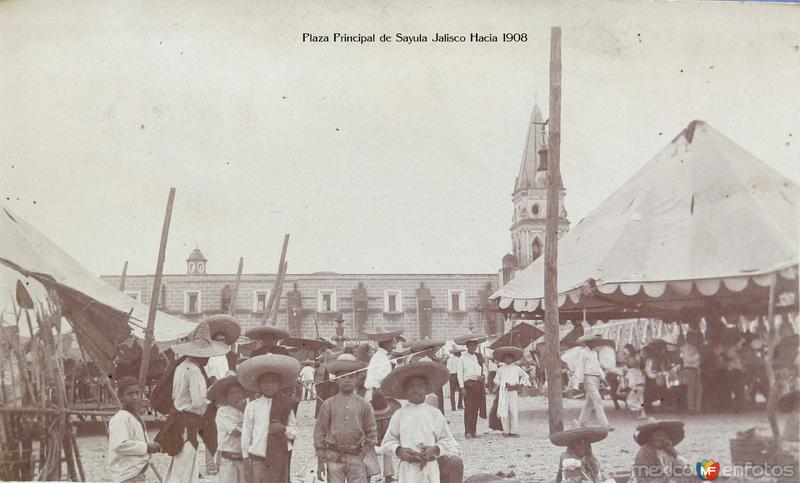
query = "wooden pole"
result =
(228, 257, 244, 316)
(262, 234, 289, 325)
(138, 188, 176, 386)
(544, 25, 565, 435)
(269, 261, 288, 326)
(764, 276, 781, 448)
(118, 261, 128, 291)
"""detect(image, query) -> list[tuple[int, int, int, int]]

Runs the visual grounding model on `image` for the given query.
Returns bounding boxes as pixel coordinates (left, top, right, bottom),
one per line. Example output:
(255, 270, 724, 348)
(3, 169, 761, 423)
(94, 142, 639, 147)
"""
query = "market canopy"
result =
(0, 205, 197, 372)
(492, 121, 799, 322)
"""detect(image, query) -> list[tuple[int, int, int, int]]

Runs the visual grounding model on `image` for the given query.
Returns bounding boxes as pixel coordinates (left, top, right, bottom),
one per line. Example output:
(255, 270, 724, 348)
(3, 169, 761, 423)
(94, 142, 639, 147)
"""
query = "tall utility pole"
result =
(229, 257, 244, 316)
(138, 188, 176, 386)
(262, 234, 289, 325)
(544, 26, 565, 435)
(118, 261, 128, 291)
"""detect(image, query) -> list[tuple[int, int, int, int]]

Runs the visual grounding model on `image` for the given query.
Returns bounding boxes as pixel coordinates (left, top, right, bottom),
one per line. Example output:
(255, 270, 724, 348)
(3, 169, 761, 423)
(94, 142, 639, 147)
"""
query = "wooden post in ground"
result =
(229, 257, 244, 316)
(764, 276, 781, 449)
(138, 188, 176, 386)
(269, 261, 288, 326)
(544, 25, 565, 435)
(118, 261, 128, 291)
(261, 234, 289, 325)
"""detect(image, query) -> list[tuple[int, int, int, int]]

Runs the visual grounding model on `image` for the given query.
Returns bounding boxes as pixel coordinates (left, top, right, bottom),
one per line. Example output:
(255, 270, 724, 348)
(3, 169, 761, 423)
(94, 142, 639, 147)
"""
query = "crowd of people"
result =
(102, 315, 799, 483)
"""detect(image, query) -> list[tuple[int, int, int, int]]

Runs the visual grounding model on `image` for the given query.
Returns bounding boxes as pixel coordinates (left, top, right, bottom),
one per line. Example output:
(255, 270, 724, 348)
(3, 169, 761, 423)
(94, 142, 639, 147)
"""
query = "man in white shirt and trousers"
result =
(157, 322, 231, 483)
(363, 327, 405, 483)
(456, 334, 487, 439)
(574, 334, 614, 431)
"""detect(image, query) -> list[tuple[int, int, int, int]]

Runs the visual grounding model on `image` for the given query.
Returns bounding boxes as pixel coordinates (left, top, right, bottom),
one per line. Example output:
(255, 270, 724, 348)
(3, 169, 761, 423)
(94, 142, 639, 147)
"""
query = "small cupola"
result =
(186, 247, 207, 274)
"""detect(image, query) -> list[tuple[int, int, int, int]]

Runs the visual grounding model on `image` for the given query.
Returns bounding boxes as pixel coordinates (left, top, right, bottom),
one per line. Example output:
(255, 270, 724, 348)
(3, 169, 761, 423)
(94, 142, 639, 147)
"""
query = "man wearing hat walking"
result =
(156, 322, 230, 483)
(574, 334, 614, 431)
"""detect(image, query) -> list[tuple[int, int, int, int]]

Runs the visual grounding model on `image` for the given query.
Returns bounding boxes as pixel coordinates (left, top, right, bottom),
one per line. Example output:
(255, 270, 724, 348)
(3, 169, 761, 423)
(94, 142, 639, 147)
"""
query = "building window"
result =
(531, 204, 540, 216)
(448, 289, 466, 312)
(184, 291, 201, 314)
(253, 290, 270, 312)
(317, 289, 336, 312)
(384, 290, 402, 313)
(125, 291, 140, 301)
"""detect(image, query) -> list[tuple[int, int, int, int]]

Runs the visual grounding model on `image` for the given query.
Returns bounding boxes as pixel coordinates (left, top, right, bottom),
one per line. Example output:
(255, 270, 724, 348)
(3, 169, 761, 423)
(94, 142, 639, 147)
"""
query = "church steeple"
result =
(513, 104, 547, 195)
(509, 102, 569, 270)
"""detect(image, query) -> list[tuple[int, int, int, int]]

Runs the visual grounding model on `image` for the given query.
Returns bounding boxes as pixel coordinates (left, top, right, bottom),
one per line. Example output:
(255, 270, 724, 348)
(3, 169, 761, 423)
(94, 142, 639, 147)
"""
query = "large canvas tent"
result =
(0, 205, 196, 373)
(492, 121, 799, 322)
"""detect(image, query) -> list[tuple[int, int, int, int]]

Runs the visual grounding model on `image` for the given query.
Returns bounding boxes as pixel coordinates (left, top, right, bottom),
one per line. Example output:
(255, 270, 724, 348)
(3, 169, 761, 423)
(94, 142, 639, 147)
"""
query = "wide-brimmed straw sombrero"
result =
(380, 361, 449, 399)
(576, 334, 615, 349)
(172, 321, 230, 358)
(363, 327, 405, 342)
(493, 346, 524, 363)
(409, 339, 445, 352)
(200, 314, 241, 346)
(449, 346, 465, 354)
(245, 326, 290, 343)
(454, 334, 488, 345)
(326, 353, 368, 376)
(634, 418, 685, 446)
(778, 390, 800, 413)
(301, 359, 314, 366)
(550, 420, 609, 446)
(236, 354, 301, 392)
(206, 375, 245, 403)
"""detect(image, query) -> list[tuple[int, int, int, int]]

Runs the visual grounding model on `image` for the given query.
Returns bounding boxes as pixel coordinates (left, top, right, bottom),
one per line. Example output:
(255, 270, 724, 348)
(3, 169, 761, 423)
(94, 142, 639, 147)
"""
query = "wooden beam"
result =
(269, 261, 288, 326)
(544, 25, 565, 435)
(138, 188, 176, 386)
(228, 257, 244, 316)
(118, 261, 128, 291)
(764, 276, 781, 448)
(262, 234, 289, 325)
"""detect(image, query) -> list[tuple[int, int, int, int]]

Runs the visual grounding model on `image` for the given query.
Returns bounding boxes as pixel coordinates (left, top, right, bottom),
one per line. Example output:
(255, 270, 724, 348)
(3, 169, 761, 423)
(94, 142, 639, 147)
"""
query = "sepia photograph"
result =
(1, 1, 799, 482)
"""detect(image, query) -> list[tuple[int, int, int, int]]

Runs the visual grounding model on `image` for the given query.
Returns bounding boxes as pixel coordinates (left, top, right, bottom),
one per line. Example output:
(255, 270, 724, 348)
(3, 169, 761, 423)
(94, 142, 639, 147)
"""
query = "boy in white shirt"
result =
(381, 361, 463, 483)
(208, 375, 247, 483)
(493, 346, 532, 437)
(107, 377, 160, 482)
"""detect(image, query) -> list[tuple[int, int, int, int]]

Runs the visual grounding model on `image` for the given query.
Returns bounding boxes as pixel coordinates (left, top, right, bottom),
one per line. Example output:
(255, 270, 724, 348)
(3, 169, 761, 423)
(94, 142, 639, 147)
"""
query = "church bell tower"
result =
(186, 247, 207, 275)
(509, 103, 569, 270)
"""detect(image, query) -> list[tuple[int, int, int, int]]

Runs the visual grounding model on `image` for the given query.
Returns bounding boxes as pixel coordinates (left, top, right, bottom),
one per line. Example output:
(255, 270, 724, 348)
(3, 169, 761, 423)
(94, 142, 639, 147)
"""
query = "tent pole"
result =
(138, 188, 176, 387)
(228, 257, 244, 316)
(118, 261, 128, 291)
(764, 276, 781, 449)
(543, 25, 565, 435)
(262, 234, 289, 325)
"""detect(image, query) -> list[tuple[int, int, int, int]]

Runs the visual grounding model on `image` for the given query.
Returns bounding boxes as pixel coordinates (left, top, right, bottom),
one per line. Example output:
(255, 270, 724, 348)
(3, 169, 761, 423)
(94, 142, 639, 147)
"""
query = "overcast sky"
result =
(1, 0, 798, 277)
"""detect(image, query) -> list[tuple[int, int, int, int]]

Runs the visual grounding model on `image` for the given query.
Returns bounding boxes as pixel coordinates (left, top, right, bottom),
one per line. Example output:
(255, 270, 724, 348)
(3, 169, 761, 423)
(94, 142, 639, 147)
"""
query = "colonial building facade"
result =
(102, 253, 501, 341)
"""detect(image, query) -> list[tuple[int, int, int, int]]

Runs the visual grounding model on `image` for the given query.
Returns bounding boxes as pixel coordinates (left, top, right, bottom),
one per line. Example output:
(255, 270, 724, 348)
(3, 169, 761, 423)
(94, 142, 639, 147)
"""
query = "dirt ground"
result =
(73, 395, 782, 482)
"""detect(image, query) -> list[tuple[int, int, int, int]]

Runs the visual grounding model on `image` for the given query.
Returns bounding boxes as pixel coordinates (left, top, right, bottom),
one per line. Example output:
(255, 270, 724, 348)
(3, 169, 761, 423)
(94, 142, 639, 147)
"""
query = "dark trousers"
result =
(728, 369, 746, 411)
(607, 373, 622, 409)
(463, 381, 484, 435)
(448, 374, 463, 410)
(438, 455, 464, 483)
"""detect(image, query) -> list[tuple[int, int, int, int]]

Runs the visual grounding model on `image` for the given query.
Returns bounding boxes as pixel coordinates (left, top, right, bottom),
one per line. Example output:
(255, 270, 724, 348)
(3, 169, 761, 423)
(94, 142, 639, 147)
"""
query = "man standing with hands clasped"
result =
(455, 334, 488, 439)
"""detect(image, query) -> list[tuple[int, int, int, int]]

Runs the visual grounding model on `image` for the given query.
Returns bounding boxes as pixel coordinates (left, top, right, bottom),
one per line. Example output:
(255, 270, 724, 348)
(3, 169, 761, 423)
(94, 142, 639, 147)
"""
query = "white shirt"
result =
(240, 397, 297, 459)
(573, 347, 604, 383)
(106, 410, 149, 482)
(381, 402, 460, 483)
(172, 358, 208, 416)
(495, 363, 530, 388)
(457, 352, 483, 388)
(205, 354, 231, 381)
(446, 356, 460, 375)
(300, 366, 315, 382)
(216, 405, 244, 453)
(364, 347, 392, 400)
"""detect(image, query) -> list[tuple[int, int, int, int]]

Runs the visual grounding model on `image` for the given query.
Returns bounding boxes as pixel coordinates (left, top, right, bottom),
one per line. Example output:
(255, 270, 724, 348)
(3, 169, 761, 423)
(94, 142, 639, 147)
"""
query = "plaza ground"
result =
(74, 394, 781, 482)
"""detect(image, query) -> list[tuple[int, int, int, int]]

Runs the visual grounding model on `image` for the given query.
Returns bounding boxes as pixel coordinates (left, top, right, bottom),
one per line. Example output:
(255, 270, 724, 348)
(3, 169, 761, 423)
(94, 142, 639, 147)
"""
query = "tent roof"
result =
(0, 206, 196, 344)
(492, 121, 799, 320)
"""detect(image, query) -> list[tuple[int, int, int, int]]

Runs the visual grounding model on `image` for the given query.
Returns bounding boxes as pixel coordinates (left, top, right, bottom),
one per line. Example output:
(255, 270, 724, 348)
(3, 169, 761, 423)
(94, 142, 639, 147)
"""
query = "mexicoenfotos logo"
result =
(696, 459, 721, 480)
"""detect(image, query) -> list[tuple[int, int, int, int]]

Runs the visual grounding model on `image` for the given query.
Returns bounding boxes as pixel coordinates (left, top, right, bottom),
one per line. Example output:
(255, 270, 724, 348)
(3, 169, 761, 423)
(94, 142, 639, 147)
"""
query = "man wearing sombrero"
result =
(380, 360, 463, 483)
(202, 315, 242, 382)
(550, 421, 611, 483)
(574, 334, 614, 431)
(493, 346, 531, 438)
(363, 327, 404, 483)
(446, 346, 464, 411)
(631, 418, 690, 482)
(455, 334, 488, 439)
(155, 321, 230, 483)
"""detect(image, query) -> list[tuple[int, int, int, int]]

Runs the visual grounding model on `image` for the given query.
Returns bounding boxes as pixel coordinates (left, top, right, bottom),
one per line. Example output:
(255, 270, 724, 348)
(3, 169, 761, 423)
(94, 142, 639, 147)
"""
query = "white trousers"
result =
(500, 390, 519, 434)
(217, 457, 246, 483)
(164, 441, 198, 483)
(579, 375, 610, 427)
